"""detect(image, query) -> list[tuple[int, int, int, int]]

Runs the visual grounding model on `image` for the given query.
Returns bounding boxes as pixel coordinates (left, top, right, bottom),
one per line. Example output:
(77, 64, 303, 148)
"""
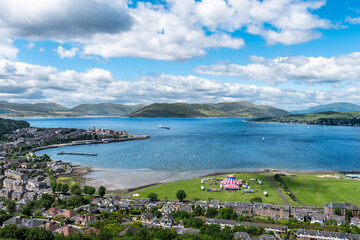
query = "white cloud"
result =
(56, 46, 79, 59)
(0, 38, 18, 60)
(345, 16, 360, 25)
(0, 58, 359, 110)
(0, 0, 331, 61)
(194, 52, 360, 84)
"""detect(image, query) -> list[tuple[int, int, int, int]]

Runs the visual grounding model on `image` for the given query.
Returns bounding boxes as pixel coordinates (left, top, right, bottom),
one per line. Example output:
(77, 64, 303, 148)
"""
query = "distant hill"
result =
(0, 118, 30, 139)
(213, 102, 289, 117)
(248, 111, 360, 126)
(0, 101, 67, 113)
(127, 102, 290, 118)
(291, 102, 360, 114)
(0, 101, 145, 117)
(71, 103, 144, 116)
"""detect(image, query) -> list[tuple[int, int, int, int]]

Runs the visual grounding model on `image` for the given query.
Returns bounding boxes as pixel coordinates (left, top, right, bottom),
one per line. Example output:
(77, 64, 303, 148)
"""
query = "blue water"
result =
(23, 117, 360, 173)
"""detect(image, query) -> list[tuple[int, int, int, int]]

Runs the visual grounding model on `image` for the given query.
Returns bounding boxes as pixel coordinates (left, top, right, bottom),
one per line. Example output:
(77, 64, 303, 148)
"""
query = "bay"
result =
(23, 117, 360, 189)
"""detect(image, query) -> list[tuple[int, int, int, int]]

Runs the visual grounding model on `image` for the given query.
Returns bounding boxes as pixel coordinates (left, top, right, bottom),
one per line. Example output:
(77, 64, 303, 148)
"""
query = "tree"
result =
(147, 192, 158, 201)
(334, 207, 342, 216)
(6, 201, 16, 214)
(70, 185, 82, 195)
(55, 183, 62, 193)
(206, 207, 218, 218)
(50, 182, 57, 194)
(98, 186, 106, 197)
(83, 186, 96, 196)
(22, 205, 31, 216)
(218, 208, 233, 220)
(345, 209, 353, 221)
(61, 184, 69, 194)
(176, 190, 187, 202)
(194, 205, 203, 216)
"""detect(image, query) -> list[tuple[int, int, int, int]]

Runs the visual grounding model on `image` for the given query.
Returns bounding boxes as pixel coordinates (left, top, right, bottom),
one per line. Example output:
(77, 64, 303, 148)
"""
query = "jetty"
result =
(57, 151, 97, 156)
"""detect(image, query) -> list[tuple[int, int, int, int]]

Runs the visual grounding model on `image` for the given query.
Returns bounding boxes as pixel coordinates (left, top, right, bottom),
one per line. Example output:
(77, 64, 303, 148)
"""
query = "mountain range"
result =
(291, 102, 360, 114)
(127, 102, 289, 118)
(0, 101, 289, 118)
(0, 101, 144, 117)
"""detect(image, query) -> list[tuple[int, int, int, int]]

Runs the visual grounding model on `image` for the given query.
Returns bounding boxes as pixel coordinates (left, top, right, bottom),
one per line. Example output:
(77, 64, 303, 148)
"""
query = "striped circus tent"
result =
(220, 175, 241, 186)
(224, 183, 239, 190)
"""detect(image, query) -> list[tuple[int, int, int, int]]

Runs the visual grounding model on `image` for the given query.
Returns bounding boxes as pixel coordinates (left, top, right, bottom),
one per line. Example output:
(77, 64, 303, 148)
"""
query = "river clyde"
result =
(23, 117, 360, 189)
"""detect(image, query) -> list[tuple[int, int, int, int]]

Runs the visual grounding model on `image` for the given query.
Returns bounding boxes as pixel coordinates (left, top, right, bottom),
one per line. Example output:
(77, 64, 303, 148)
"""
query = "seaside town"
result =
(0, 120, 359, 240)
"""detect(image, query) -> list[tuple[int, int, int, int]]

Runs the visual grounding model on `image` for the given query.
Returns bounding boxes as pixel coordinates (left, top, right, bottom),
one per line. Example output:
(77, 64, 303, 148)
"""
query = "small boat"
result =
(241, 130, 246, 132)
(158, 125, 170, 129)
(262, 137, 265, 141)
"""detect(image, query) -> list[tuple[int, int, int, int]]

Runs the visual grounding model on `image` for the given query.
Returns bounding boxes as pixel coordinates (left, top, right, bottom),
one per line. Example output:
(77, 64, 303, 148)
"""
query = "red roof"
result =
(61, 210, 79, 218)
(57, 225, 79, 236)
(46, 208, 62, 216)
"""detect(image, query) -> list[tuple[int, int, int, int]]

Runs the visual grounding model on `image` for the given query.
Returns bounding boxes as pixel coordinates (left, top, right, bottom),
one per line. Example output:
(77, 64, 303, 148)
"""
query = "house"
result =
(310, 213, 326, 225)
(235, 202, 253, 215)
(295, 228, 360, 240)
(80, 204, 100, 214)
(207, 218, 237, 228)
(18, 219, 44, 228)
(258, 234, 277, 240)
(209, 200, 221, 209)
(141, 212, 155, 224)
(132, 201, 145, 210)
(147, 202, 159, 210)
(57, 225, 80, 236)
(351, 218, 360, 227)
(3, 178, 15, 190)
(331, 215, 346, 225)
(23, 192, 37, 201)
(44, 207, 62, 218)
(61, 210, 80, 220)
(5, 169, 27, 180)
(0, 189, 13, 199)
(234, 232, 252, 240)
(252, 203, 290, 220)
(3, 216, 23, 226)
(324, 202, 360, 218)
(42, 222, 61, 233)
(195, 201, 208, 210)
(75, 214, 97, 226)
(11, 191, 25, 200)
(178, 206, 192, 213)
(161, 203, 176, 214)
(119, 202, 131, 210)
(241, 222, 288, 234)
(160, 213, 175, 227)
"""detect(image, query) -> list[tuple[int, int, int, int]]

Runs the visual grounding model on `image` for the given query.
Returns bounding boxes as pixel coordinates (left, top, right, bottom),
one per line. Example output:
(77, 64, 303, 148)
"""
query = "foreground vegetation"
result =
(0, 117, 30, 139)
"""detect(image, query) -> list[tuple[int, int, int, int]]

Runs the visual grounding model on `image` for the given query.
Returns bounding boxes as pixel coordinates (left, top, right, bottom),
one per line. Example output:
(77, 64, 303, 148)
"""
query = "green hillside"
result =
(0, 101, 67, 113)
(127, 102, 289, 118)
(0, 118, 30, 139)
(214, 102, 289, 117)
(127, 103, 227, 118)
(291, 102, 360, 114)
(71, 103, 144, 116)
(249, 111, 360, 126)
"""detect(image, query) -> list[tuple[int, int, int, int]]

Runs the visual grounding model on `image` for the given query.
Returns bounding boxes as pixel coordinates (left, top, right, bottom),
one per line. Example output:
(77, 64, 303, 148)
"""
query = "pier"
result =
(57, 151, 97, 156)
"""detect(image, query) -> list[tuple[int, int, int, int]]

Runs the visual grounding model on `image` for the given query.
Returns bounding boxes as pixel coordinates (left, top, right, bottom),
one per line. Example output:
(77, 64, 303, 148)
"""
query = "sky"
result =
(0, 0, 360, 111)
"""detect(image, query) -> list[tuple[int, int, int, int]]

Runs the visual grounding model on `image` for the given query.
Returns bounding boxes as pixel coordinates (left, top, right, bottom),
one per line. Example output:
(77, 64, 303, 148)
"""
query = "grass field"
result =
(130, 173, 284, 205)
(280, 174, 360, 206)
(56, 175, 83, 187)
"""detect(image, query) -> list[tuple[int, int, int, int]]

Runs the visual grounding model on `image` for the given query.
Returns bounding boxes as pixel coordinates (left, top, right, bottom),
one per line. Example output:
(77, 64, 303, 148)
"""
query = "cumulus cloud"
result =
(56, 46, 79, 59)
(194, 52, 360, 84)
(0, 0, 331, 61)
(0, 58, 359, 110)
(0, 38, 18, 59)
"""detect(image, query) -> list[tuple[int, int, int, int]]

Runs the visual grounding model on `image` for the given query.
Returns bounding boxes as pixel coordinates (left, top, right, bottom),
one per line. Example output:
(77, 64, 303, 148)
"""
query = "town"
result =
(0, 120, 360, 239)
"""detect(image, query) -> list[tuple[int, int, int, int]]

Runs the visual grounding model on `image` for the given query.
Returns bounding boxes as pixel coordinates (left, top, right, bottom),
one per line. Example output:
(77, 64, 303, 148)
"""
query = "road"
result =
(266, 174, 289, 206)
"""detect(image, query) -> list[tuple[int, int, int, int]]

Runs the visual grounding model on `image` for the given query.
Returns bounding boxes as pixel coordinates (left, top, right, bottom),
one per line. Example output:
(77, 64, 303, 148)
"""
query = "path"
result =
(266, 174, 289, 206)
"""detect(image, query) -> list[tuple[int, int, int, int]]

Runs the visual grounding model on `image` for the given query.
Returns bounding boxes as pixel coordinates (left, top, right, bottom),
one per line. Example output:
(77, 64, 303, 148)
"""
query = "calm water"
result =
(23, 117, 360, 174)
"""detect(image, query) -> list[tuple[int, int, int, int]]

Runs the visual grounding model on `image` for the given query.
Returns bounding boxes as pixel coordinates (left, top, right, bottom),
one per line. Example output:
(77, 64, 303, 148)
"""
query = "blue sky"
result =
(0, 0, 360, 110)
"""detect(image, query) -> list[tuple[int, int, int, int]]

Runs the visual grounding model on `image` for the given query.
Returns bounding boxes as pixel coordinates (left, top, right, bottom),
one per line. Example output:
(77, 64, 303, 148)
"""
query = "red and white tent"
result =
(224, 184, 239, 190)
(220, 175, 241, 186)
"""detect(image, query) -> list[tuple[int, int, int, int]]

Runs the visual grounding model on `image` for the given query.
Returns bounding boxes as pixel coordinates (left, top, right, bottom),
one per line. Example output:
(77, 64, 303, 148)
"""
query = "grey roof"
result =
(161, 213, 175, 222)
(175, 228, 200, 235)
(142, 212, 155, 221)
(207, 218, 237, 225)
(325, 203, 346, 209)
(3, 217, 23, 225)
(295, 228, 360, 240)
(258, 234, 277, 240)
(234, 232, 252, 240)
(18, 219, 44, 228)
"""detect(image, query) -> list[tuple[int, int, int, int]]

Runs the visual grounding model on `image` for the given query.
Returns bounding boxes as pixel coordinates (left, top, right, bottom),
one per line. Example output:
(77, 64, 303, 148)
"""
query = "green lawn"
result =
(130, 173, 284, 205)
(280, 174, 360, 207)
